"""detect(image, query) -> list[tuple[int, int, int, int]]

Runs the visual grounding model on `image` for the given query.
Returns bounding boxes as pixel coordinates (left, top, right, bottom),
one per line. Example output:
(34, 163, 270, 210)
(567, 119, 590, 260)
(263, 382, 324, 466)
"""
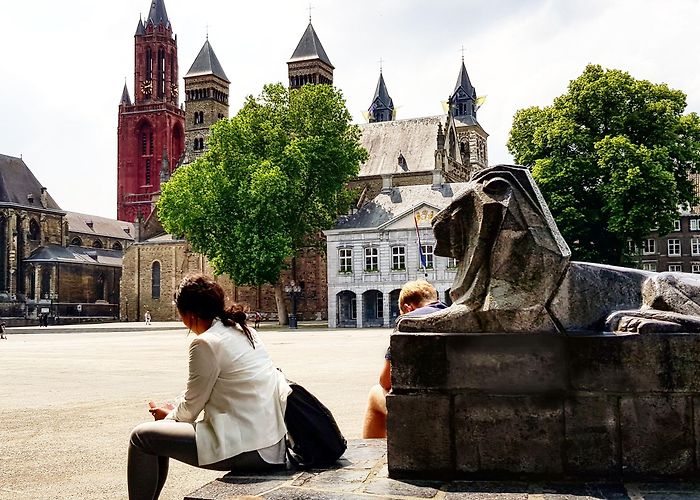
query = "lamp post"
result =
(284, 281, 302, 329)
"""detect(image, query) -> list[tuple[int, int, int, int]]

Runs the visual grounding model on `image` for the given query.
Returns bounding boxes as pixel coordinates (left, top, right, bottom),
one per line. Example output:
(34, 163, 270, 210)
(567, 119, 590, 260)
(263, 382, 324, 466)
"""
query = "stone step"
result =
(185, 440, 700, 499)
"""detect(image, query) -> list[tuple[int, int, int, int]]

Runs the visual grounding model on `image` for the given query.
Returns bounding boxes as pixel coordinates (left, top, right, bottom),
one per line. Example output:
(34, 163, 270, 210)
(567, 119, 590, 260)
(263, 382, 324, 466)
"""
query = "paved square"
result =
(0, 323, 388, 500)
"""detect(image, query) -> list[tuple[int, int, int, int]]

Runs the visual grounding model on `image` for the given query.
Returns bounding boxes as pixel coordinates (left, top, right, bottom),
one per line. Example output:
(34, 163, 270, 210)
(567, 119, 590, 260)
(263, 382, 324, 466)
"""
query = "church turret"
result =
(287, 20, 334, 89)
(120, 83, 131, 106)
(117, 0, 185, 222)
(183, 38, 230, 164)
(442, 57, 489, 178)
(368, 71, 394, 123)
(448, 58, 477, 119)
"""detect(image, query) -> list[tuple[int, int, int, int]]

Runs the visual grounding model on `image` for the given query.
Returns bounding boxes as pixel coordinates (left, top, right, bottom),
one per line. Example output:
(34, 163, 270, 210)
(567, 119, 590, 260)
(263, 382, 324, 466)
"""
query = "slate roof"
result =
(24, 244, 123, 268)
(135, 18, 146, 36)
(333, 183, 468, 230)
(185, 40, 230, 82)
(289, 22, 334, 68)
(452, 60, 476, 98)
(146, 0, 170, 28)
(65, 212, 134, 241)
(0, 154, 62, 211)
(357, 116, 444, 177)
(370, 72, 393, 110)
(120, 83, 132, 105)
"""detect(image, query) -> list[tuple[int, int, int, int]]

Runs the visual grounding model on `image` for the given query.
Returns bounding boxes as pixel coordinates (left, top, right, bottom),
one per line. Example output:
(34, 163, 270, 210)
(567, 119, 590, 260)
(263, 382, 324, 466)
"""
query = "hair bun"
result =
(232, 311, 247, 324)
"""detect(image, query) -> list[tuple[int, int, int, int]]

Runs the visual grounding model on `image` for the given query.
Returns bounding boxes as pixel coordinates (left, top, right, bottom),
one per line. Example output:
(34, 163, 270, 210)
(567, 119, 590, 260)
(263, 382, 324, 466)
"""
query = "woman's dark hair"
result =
(174, 274, 255, 347)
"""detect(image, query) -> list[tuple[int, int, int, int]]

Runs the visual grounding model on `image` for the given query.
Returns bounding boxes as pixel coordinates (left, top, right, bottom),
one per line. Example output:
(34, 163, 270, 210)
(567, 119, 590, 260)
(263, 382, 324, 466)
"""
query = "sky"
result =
(2, 0, 700, 220)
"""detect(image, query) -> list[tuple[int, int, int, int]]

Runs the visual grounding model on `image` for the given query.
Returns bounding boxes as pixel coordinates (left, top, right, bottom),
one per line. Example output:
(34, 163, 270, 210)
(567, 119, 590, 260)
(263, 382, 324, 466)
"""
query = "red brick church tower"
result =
(117, 0, 185, 222)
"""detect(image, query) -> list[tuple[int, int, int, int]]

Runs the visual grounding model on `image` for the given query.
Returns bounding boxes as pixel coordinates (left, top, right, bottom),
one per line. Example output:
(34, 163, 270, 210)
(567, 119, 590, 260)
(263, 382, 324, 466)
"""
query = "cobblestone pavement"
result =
(0, 322, 389, 500)
(188, 440, 700, 500)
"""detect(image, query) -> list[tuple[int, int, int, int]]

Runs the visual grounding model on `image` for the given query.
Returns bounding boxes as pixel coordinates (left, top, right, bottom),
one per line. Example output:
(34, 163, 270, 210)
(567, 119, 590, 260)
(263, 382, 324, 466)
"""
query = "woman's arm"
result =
(165, 337, 220, 422)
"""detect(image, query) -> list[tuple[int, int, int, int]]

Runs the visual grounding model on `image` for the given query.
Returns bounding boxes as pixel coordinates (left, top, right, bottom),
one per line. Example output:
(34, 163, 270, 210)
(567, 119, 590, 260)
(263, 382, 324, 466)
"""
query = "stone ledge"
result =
(184, 440, 700, 499)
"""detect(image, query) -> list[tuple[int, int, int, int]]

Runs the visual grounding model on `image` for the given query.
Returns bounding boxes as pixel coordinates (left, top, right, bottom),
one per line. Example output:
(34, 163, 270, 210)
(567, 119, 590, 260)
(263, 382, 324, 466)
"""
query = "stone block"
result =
(564, 396, 620, 477)
(445, 333, 566, 393)
(391, 333, 448, 390)
(453, 395, 564, 475)
(443, 481, 528, 499)
(387, 393, 452, 477)
(363, 478, 440, 498)
(620, 396, 693, 476)
(568, 334, 672, 393)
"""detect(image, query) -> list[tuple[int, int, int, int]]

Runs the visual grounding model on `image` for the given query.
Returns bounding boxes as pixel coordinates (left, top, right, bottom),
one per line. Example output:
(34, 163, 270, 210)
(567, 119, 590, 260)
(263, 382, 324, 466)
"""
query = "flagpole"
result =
(413, 205, 428, 278)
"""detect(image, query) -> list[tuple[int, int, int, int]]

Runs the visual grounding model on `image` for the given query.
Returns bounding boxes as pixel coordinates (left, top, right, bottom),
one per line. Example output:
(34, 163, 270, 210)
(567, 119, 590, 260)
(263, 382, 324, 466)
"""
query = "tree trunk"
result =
(274, 282, 288, 326)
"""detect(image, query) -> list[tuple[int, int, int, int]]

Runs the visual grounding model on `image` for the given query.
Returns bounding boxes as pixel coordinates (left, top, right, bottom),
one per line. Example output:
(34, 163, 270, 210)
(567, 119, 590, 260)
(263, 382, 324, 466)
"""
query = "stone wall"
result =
(388, 331, 700, 480)
(120, 240, 328, 322)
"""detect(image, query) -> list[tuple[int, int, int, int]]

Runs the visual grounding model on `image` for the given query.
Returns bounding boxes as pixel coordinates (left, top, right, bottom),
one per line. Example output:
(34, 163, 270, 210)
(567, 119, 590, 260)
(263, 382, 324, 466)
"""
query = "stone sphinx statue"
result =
(398, 164, 700, 334)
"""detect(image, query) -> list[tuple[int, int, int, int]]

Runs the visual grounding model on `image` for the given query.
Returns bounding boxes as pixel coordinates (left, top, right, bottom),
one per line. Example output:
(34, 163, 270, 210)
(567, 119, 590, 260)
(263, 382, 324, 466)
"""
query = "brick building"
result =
(117, 0, 185, 222)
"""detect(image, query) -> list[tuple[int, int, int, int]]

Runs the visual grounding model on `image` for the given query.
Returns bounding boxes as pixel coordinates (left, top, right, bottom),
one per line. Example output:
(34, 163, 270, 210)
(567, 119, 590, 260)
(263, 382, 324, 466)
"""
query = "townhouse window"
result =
(691, 219, 700, 231)
(642, 239, 656, 255)
(627, 240, 637, 254)
(692, 238, 700, 256)
(364, 247, 379, 272)
(391, 246, 406, 271)
(421, 244, 434, 269)
(668, 239, 681, 256)
(447, 257, 459, 268)
(674, 220, 681, 232)
(642, 262, 657, 272)
(669, 264, 683, 272)
(692, 263, 700, 274)
(338, 248, 353, 273)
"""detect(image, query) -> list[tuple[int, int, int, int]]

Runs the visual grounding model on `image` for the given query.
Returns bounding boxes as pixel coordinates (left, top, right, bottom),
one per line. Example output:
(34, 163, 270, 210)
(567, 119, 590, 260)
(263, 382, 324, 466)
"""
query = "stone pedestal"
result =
(387, 331, 700, 480)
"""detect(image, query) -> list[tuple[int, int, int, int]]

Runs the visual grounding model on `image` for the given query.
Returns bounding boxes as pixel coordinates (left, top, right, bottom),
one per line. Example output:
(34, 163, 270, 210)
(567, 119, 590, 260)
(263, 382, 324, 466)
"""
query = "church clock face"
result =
(170, 84, 178, 97)
(140, 79, 152, 95)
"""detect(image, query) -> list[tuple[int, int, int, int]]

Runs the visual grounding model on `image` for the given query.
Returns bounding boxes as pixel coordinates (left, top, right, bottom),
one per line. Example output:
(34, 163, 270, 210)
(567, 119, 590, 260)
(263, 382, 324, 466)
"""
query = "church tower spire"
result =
(368, 70, 394, 123)
(448, 58, 477, 119)
(287, 21, 334, 89)
(117, 0, 185, 222)
(183, 38, 230, 164)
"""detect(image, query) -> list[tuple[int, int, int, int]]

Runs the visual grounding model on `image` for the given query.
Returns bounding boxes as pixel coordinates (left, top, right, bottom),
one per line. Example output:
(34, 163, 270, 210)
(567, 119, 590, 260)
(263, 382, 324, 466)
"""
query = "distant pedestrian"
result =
(144, 310, 151, 326)
(0, 322, 6, 339)
(254, 311, 262, 329)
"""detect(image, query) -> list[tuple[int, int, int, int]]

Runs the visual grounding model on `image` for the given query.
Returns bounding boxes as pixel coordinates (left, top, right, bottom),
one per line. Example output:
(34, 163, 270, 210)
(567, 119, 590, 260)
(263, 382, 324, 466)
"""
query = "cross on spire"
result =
(460, 45, 465, 62)
(308, 3, 315, 22)
(378, 57, 384, 73)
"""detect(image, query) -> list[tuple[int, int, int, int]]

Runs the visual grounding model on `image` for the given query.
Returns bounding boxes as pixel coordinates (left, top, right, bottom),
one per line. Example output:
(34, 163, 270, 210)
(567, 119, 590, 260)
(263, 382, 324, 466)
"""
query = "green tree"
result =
(508, 64, 700, 264)
(158, 83, 367, 323)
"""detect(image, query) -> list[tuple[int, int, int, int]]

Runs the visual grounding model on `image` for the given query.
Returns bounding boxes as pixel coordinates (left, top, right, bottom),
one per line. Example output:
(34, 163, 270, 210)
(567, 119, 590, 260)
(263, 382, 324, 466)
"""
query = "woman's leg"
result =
(362, 384, 388, 438)
(128, 420, 198, 500)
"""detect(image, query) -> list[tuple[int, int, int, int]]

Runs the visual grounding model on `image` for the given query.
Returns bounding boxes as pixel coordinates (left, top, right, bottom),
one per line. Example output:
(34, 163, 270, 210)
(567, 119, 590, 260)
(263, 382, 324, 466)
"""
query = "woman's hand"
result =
(148, 401, 175, 421)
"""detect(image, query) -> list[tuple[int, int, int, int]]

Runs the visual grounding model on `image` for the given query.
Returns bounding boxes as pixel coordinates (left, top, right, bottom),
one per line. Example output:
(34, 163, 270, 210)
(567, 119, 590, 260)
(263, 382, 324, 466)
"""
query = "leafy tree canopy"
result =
(158, 83, 368, 286)
(508, 64, 700, 264)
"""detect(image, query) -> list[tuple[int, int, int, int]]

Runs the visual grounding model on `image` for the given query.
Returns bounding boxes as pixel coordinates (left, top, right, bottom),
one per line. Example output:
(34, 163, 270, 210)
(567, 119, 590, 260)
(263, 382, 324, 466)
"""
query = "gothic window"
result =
(193, 112, 199, 124)
(149, 132, 154, 155)
(145, 159, 151, 184)
(96, 273, 105, 301)
(41, 268, 51, 299)
(151, 261, 161, 299)
(92, 240, 103, 249)
(28, 219, 40, 241)
(112, 242, 123, 251)
(141, 133, 147, 155)
(70, 237, 82, 246)
(27, 266, 34, 299)
(158, 48, 166, 98)
(145, 48, 152, 81)
(0, 217, 6, 291)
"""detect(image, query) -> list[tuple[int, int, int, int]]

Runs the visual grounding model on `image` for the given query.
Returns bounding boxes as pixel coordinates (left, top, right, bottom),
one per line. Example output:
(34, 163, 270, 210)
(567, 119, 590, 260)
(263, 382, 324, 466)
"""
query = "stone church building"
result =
(118, 0, 489, 323)
(0, 154, 133, 323)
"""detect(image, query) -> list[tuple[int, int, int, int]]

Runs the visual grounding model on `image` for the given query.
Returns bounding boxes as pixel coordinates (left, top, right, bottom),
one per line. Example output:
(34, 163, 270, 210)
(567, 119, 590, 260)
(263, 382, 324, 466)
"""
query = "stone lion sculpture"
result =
(398, 164, 700, 335)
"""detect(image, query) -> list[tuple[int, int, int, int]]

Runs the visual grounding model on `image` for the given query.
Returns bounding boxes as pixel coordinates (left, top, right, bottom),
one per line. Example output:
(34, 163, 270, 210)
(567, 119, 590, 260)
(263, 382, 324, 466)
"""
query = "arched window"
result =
(151, 261, 161, 299)
(96, 273, 105, 301)
(28, 219, 40, 241)
(112, 241, 123, 251)
(92, 240, 103, 249)
(70, 237, 82, 246)
(145, 47, 153, 81)
(41, 268, 51, 299)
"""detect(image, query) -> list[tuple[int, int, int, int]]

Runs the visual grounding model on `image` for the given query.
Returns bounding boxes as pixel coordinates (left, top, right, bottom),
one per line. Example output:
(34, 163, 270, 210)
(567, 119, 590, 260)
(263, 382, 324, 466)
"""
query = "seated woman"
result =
(127, 274, 291, 500)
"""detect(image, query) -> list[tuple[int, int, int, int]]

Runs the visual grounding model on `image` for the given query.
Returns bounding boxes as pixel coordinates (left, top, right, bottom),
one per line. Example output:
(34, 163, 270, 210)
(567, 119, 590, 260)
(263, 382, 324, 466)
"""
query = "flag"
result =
(413, 207, 427, 270)
(475, 95, 487, 111)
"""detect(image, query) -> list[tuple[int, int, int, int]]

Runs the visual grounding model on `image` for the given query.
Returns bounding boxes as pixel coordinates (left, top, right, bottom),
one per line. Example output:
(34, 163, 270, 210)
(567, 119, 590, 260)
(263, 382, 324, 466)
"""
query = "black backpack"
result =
(284, 381, 347, 467)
